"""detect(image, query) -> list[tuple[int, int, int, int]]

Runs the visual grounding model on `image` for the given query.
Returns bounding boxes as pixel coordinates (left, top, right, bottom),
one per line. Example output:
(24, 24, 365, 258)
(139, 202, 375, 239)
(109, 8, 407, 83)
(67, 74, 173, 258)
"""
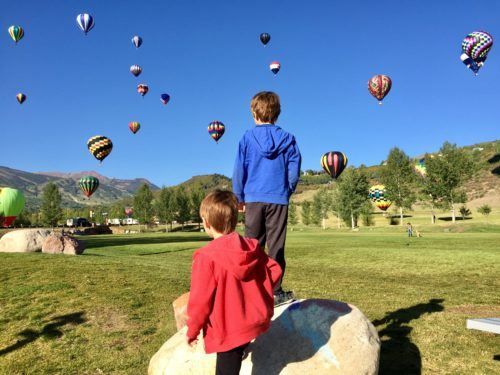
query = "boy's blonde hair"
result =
(251, 91, 281, 124)
(200, 190, 238, 234)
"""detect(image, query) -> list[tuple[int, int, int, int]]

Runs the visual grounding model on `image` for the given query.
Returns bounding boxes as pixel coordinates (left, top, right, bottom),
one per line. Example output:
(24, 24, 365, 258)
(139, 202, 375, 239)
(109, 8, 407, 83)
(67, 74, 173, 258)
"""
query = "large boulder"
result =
(42, 233, 85, 255)
(149, 298, 380, 375)
(172, 293, 190, 331)
(0, 229, 51, 253)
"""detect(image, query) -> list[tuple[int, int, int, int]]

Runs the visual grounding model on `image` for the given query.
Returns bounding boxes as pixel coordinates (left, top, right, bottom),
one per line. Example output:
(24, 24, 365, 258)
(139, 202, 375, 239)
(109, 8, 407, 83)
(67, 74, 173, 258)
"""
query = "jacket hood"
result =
(248, 125, 294, 158)
(203, 233, 263, 280)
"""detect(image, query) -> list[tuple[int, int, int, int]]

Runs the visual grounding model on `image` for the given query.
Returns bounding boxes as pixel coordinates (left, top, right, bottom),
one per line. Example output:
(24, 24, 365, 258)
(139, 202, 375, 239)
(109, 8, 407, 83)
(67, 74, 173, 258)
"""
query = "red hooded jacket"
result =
(186, 232, 282, 353)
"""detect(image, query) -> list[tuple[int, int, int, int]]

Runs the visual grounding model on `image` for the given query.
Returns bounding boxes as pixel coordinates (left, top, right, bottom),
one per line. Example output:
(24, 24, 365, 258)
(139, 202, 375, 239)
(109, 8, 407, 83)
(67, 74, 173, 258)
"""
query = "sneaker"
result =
(273, 290, 295, 307)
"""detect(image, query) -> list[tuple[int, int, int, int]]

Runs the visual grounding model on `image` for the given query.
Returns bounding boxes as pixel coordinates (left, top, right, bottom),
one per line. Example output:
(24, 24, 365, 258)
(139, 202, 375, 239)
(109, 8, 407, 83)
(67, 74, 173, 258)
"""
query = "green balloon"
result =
(0, 188, 25, 227)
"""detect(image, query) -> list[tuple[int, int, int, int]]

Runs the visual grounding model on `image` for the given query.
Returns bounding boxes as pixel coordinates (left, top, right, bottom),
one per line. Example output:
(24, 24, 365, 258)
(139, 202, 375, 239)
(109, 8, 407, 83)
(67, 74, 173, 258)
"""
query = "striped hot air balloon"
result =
(269, 61, 281, 75)
(208, 121, 225, 143)
(8, 25, 24, 44)
(129, 122, 141, 134)
(130, 64, 142, 77)
(132, 35, 142, 48)
(321, 151, 348, 179)
(79, 176, 99, 198)
(16, 93, 26, 104)
(368, 75, 392, 104)
(87, 136, 113, 163)
(76, 13, 94, 35)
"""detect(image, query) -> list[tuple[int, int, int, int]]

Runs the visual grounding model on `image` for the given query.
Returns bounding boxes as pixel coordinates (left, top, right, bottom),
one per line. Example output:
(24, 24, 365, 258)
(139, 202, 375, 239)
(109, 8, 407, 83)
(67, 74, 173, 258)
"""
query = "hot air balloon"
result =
(137, 84, 149, 97)
(76, 13, 94, 35)
(208, 121, 225, 143)
(461, 31, 493, 75)
(321, 151, 348, 179)
(79, 176, 99, 198)
(414, 158, 427, 177)
(125, 207, 133, 217)
(129, 121, 141, 134)
(270, 61, 281, 75)
(260, 33, 271, 45)
(368, 75, 392, 104)
(16, 93, 26, 104)
(87, 135, 113, 163)
(0, 188, 25, 227)
(8, 25, 24, 44)
(369, 185, 392, 211)
(160, 93, 170, 105)
(130, 64, 142, 77)
(132, 35, 142, 48)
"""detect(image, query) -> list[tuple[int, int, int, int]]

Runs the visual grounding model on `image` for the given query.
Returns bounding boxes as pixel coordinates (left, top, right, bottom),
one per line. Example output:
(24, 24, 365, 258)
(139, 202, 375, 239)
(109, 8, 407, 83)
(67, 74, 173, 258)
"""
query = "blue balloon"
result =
(160, 94, 170, 105)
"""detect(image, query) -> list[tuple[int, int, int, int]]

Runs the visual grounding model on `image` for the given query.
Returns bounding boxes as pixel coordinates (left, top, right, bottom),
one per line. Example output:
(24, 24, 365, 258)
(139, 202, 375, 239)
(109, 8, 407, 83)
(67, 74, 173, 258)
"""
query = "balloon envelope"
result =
(8, 25, 24, 43)
(260, 33, 271, 45)
(137, 84, 149, 96)
(129, 122, 141, 134)
(16, 93, 26, 104)
(79, 176, 99, 198)
(270, 61, 281, 74)
(76, 14, 94, 34)
(125, 207, 133, 217)
(208, 121, 225, 143)
(368, 185, 392, 211)
(0, 188, 25, 227)
(461, 31, 493, 74)
(132, 35, 142, 48)
(130, 65, 142, 77)
(160, 94, 170, 105)
(87, 136, 113, 162)
(368, 75, 392, 103)
(321, 151, 348, 179)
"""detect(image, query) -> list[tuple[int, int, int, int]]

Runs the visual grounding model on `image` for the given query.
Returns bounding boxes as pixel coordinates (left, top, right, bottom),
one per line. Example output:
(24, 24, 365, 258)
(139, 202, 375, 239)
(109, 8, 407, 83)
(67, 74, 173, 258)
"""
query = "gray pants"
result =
(245, 202, 288, 294)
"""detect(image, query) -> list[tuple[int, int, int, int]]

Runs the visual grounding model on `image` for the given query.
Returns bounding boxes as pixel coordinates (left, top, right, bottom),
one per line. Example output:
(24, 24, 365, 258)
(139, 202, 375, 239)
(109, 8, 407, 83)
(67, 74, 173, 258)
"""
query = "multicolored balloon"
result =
(461, 31, 493, 75)
(125, 207, 133, 217)
(321, 151, 348, 179)
(76, 13, 94, 35)
(16, 93, 26, 104)
(0, 188, 25, 227)
(208, 121, 225, 143)
(160, 93, 170, 105)
(8, 25, 24, 44)
(137, 84, 149, 97)
(129, 121, 141, 134)
(79, 176, 99, 198)
(132, 35, 142, 48)
(270, 61, 281, 75)
(368, 75, 392, 104)
(369, 185, 392, 211)
(414, 158, 427, 177)
(260, 33, 271, 45)
(87, 135, 113, 163)
(130, 65, 142, 77)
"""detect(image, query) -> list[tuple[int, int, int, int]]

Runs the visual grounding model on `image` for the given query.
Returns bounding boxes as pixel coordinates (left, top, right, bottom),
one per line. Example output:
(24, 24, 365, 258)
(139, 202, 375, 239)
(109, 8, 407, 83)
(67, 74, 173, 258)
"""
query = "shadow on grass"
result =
(438, 217, 472, 222)
(81, 234, 209, 249)
(138, 247, 196, 256)
(494, 354, 500, 361)
(487, 153, 500, 164)
(373, 298, 445, 375)
(0, 312, 86, 357)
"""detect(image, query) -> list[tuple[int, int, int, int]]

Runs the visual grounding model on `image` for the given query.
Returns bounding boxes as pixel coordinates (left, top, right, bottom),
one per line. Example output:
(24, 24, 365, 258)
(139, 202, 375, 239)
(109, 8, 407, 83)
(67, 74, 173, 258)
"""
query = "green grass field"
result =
(1, 228, 499, 374)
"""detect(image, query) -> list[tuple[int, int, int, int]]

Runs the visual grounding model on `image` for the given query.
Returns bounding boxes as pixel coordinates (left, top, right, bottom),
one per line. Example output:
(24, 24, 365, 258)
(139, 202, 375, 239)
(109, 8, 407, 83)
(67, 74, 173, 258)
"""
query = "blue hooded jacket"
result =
(232, 124, 301, 205)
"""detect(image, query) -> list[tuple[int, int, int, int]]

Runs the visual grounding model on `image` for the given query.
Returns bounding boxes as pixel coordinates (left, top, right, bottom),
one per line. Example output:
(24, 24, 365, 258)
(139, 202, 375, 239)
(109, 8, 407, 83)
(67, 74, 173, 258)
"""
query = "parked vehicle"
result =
(66, 217, 92, 227)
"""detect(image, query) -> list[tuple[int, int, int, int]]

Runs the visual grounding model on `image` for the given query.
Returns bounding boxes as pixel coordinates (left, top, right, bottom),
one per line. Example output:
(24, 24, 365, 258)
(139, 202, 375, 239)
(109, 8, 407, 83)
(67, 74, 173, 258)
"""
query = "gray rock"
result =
(42, 233, 85, 255)
(149, 299, 380, 375)
(0, 229, 51, 253)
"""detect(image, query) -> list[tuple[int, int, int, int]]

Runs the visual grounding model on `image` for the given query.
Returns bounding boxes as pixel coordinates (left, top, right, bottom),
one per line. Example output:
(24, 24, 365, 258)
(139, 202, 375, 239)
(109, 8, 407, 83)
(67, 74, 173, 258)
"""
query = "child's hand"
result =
(187, 337, 198, 348)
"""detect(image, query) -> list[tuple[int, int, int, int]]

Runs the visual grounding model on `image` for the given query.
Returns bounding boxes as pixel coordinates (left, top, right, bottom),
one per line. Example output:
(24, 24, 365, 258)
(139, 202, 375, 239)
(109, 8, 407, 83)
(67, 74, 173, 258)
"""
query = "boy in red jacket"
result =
(186, 190, 282, 375)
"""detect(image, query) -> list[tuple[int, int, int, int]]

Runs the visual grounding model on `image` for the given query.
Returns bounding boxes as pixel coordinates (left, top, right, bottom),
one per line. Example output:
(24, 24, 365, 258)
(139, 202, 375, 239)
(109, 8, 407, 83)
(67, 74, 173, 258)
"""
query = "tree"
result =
(336, 167, 370, 229)
(288, 201, 298, 226)
(134, 183, 154, 228)
(155, 187, 176, 231)
(459, 206, 471, 220)
(174, 187, 191, 230)
(40, 182, 63, 227)
(477, 204, 492, 218)
(380, 147, 416, 226)
(301, 201, 311, 225)
(423, 142, 475, 223)
(190, 187, 205, 229)
(312, 187, 333, 229)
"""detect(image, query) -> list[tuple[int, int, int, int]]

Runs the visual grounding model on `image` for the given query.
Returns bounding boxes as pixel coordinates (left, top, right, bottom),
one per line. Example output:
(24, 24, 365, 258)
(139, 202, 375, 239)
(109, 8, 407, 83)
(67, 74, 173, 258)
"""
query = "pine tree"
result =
(40, 182, 63, 227)
(133, 183, 154, 227)
(380, 147, 417, 226)
(174, 187, 191, 230)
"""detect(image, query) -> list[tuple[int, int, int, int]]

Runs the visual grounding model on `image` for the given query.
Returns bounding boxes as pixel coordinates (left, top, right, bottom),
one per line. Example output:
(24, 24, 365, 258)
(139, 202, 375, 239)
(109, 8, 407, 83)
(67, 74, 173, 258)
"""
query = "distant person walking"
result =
(407, 222, 413, 237)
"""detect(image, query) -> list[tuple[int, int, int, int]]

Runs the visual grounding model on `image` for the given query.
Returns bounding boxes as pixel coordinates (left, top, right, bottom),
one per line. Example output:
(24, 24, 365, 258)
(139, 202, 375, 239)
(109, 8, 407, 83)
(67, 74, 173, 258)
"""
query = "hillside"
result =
(0, 167, 159, 209)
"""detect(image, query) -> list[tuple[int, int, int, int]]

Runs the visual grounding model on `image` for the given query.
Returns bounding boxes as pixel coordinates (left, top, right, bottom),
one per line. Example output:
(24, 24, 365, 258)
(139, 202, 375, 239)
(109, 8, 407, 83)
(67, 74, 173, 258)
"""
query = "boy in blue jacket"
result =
(232, 91, 302, 305)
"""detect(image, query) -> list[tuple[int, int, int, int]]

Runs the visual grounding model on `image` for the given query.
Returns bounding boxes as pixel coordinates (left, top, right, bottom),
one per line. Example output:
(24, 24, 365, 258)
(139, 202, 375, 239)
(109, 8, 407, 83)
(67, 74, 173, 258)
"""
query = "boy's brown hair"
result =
(200, 190, 238, 234)
(251, 91, 281, 124)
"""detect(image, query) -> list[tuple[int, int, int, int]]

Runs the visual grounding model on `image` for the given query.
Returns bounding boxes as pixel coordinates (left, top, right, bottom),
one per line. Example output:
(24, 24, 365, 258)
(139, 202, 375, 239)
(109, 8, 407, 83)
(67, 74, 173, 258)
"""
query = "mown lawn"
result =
(0, 230, 499, 374)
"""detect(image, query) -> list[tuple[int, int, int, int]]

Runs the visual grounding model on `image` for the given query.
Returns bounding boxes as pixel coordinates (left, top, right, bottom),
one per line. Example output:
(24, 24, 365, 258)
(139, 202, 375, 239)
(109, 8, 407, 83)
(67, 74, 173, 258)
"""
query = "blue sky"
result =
(1, 0, 499, 187)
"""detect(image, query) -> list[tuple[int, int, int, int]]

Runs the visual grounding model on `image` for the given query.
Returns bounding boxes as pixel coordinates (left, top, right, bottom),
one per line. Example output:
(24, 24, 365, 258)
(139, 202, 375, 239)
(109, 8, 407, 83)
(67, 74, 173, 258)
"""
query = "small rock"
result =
(42, 233, 85, 255)
(0, 229, 51, 253)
